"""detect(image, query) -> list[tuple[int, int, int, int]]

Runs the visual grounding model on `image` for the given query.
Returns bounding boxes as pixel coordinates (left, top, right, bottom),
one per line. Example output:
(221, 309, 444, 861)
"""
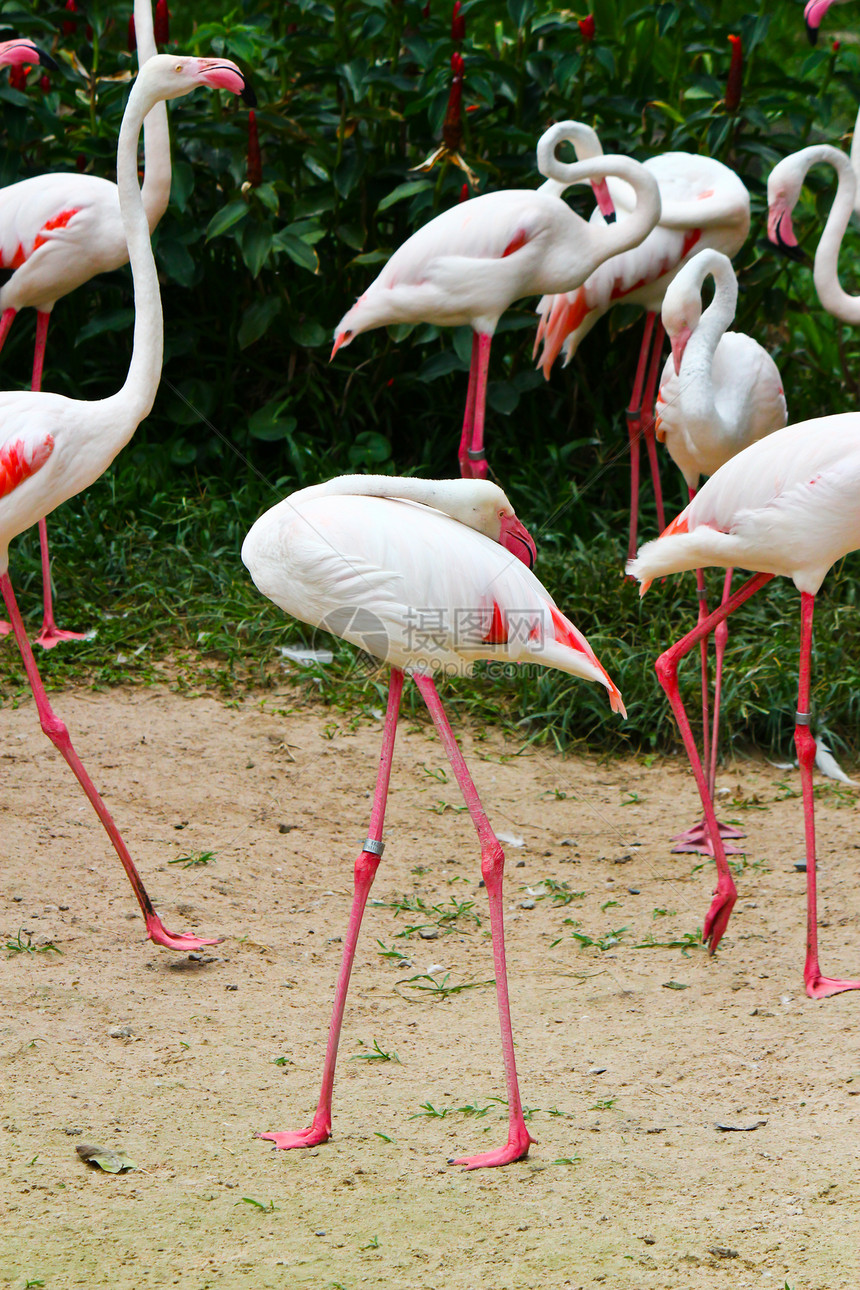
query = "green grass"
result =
(3, 456, 859, 765)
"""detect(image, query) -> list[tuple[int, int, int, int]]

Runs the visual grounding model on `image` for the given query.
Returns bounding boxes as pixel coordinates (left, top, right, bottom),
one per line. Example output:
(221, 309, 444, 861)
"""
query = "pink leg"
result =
(640, 316, 666, 533)
(414, 674, 533, 1170)
(29, 312, 88, 650)
(625, 313, 657, 563)
(258, 669, 404, 1151)
(672, 565, 745, 854)
(465, 331, 493, 480)
(656, 572, 774, 952)
(0, 572, 221, 951)
(0, 307, 18, 638)
(796, 596, 860, 998)
(457, 334, 480, 478)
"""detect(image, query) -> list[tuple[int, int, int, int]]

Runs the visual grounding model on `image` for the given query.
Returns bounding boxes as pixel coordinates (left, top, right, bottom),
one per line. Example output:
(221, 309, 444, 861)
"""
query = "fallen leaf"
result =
(76, 1143, 136, 1173)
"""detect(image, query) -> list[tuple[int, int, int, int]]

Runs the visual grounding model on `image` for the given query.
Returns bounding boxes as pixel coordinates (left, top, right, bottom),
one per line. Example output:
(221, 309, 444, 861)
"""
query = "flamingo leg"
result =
(795, 595, 860, 998)
(656, 572, 774, 952)
(0, 308, 19, 638)
(414, 674, 534, 1170)
(259, 668, 404, 1151)
(465, 332, 493, 481)
(625, 312, 656, 563)
(0, 571, 220, 950)
(29, 311, 89, 650)
(457, 334, 480, 478)
(640, 316, 666, 534)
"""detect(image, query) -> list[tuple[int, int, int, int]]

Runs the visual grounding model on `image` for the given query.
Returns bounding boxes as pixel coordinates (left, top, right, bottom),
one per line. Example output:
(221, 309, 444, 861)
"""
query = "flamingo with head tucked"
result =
(0, 0, 171, 648)
(535, 150, 750, 561)
(332, 123, 661, 481)
(628, 414, 860, 999)
(242, 473, 625, 1169)
(655, 249, 787, 853)
(0, 52, 255, 950)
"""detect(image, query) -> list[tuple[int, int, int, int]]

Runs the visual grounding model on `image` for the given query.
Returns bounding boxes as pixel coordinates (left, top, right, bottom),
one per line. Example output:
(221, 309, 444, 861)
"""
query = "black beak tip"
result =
(805, 20, 819, 45)
(770, 230, 808, 264)
(604, 210, 617, 225)
(241, 81, 257, 108)
(36, 46, 59, 73)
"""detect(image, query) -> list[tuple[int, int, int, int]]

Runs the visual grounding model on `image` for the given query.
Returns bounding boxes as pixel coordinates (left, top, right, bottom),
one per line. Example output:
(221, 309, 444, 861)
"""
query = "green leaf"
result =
(205, 200, 249, 241)
(240, 221, 273, 278)
(238, 297, 282, 350)
(289, 319, 328, 348)
(273, 232, 319, 274)
(169, 160, 195, 213)
(75, 308, 135, 346)
(248, 404, 298, 442)
(157, 238, 197, 288)
(377, 180, 433, 212)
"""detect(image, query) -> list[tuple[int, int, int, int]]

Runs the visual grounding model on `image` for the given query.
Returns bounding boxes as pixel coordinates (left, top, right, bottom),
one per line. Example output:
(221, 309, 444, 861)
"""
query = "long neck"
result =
(100, 76, 164, 430)
(295, 475, 504, 533)
(803, 146, 860, 322)
(135, 0, 171, 232)
(554, 154, 661, 261)
(851, 103, 860, 216)
(676, 255, 737, 436)
(536, 120, 603, 196)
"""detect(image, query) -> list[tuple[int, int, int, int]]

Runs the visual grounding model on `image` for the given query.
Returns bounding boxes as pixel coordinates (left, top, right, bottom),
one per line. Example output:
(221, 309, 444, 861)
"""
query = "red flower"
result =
(246, 109, 262, 188)
(39, 73, 51, 93)
(62, 0, 78, 37)
(155, 0, 170, 47)
(725, 33, 742, 113)
(422, 0, 431, 16)
(451, 0, 466, 43)
(832, 38, 841, 51)
(442, 51, 464, 153)
(9, 65, 28, 92)
(459, 182, 470, 203)
(578, 14, 595, 42)
(128, 14, 137, 52)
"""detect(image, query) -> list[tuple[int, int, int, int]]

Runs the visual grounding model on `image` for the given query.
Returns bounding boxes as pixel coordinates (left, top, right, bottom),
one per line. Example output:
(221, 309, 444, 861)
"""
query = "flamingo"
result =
(804, 0, 851, 43)
(242, 473, 625, 1169)
(534, 151, 750, 560)
(332, 123, 662, 481)
(767, 141, 860, 322)
(0, 0, 171, 648)
(0, 53, 255, 949)
(0, 38, 57, 79)
(655, 249, 787, 853)
(627, 414, 860, 999)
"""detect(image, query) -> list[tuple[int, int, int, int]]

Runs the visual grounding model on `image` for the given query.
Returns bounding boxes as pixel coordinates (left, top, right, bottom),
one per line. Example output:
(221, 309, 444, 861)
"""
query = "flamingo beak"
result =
(499, 514, 537, 569)
(591, 178, 616, 223)
(767, 203, 807, 263)
(331, 329, 353, 360)
(671, 326, 691, 376)
(200, 60, 257, 106)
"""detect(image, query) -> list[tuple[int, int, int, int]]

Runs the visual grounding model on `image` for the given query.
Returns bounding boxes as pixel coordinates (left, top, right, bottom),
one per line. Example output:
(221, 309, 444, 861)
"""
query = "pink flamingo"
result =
(0, 53, 255, 949)
(0, 0, 171, 648)
(768, 141, 860, 320)
(627, 415, 860, 999)
(804, 0, 851, 42)
(242, 474, 625, 1168)
(535, 151, 750, 560)
(332, 124, 661, 480)
(655, 249, 787, 853)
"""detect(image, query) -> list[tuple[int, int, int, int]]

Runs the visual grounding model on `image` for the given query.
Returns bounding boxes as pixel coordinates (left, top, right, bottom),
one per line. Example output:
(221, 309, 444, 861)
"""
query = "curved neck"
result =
(295, 475, 509, 535)
(101, 74, 164, 429)
(536, 120, 603, 195)
(135, 0, 171, 231)
(676, 255, 737, 435)
(556, 154, 661, 258)
(802, 146, 860, 321)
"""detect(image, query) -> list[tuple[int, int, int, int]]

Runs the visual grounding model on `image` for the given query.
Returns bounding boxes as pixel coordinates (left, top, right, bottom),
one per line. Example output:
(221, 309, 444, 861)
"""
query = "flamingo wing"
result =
(0, 429, 54, 501)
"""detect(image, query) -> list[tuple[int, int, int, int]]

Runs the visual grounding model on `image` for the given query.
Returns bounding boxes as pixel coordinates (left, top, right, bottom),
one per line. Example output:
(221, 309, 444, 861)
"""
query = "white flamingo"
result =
(242, 473, 625, 1169)
(0, 53, 255, 950)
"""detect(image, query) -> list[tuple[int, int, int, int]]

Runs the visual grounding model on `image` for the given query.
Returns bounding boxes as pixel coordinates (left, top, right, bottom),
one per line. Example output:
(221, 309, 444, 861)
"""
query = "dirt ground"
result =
(2, 679, 860, 1290)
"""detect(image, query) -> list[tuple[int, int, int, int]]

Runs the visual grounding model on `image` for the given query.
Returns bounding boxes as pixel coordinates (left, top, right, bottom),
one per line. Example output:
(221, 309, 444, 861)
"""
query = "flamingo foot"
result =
(671, 816, 745, 855)
(145, 913, 223, 951)
(257, 1120, 331, 1151)
(450, 1125, 534, 1171)
(702, 879, 737, 954)
(35, 623, 91, 649)
(804, 970, 860, 1000)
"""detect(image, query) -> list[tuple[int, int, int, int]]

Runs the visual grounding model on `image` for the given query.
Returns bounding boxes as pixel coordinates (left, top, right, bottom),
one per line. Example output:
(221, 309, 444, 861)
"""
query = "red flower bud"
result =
(76, 154, 87, 172)
(442, 51, 464, 152)
(451, 0, 466, 43)
(246, 109, 262, 188)
(578, 14, 595, 42)
(9, 65, 28, 92)
(832, 38, 841, 51)
(459, 182, 470, 203)
(725, 33, 742, 113)
(128, 14, 137, 52)
(155, 0, 170, 47)
(39, 73, 51, 93)
(422, 0, 431, 16)
(62, 0, 78, 37)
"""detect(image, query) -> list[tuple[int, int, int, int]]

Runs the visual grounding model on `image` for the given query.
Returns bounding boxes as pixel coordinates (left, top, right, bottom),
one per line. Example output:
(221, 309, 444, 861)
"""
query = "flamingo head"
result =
(331, 291, 391, 360)
(498, 510, 537, 569)
(0, 38, 58, 72)
(136, 54, 256, 108)
(766, 164, 807, 263)
(661, 274, 701, 374)
(804, 0, 836, 44)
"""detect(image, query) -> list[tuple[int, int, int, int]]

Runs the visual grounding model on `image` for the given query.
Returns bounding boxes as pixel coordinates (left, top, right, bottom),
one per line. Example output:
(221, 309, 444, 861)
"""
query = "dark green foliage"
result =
(2, 0, 859, 758)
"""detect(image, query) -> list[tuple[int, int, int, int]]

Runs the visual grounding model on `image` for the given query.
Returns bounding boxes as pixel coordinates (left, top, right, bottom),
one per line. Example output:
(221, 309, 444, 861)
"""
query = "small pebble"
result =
(314, 1229, 326, 1237)
(627, 887, 641, 895)
(515, 860, 525, 868)
(418, 928, 438, 940)
(108, 1026, 133, 1039)
(519, 899, 535, 910)
(226, 984, 238, 992)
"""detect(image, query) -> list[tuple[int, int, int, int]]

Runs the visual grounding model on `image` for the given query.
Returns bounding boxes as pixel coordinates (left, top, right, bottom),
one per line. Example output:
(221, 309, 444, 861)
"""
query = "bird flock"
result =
(2, 4, 860, 1171)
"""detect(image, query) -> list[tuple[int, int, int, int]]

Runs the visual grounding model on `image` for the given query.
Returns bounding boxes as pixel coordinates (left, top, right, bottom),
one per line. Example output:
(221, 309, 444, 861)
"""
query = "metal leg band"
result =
(466, 448, 487, 461)
(362, 838, 385, 857)
(795, 712, 811, 726)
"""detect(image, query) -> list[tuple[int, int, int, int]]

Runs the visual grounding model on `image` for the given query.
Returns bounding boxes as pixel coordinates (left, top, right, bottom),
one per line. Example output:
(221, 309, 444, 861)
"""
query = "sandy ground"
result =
(2, 680, 860, 1290)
